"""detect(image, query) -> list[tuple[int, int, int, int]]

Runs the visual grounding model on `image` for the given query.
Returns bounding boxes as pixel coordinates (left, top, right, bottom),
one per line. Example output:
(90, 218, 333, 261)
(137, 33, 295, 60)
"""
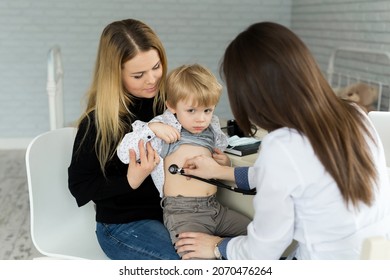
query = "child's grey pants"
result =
(161, 194, 251, 249)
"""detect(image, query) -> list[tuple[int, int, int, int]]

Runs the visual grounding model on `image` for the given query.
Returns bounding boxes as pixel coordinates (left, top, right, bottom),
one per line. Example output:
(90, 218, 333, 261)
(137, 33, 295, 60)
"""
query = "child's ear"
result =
(166, 101, 176, 113)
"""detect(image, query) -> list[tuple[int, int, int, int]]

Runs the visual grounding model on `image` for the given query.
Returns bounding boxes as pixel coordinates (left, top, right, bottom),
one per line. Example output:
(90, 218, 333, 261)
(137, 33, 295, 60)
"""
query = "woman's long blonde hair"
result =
(221, 22, 377, 208)
(79, 19, 167, 173)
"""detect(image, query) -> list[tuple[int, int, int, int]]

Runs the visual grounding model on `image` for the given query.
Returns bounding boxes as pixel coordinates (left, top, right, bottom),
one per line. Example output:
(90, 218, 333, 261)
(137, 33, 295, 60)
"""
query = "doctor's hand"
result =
(126, 140, 160, 189)
(175, 232, 222, 260)
(182, 155, 235, 182)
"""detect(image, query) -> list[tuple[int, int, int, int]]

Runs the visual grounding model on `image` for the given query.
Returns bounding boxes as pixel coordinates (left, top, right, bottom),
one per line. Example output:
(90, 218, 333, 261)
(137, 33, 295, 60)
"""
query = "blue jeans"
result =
(96, 220, 180, 260)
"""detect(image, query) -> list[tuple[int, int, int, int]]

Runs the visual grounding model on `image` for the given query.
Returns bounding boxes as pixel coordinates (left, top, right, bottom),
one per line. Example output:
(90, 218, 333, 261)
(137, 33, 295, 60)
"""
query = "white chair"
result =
(361, 236, 390, 259)
(25, 127, 109, 259)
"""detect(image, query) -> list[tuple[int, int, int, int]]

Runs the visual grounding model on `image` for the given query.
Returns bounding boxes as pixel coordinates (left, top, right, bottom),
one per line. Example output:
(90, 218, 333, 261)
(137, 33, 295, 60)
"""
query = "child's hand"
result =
(149, 122, 180, 143)
(212, 148, 231, 166)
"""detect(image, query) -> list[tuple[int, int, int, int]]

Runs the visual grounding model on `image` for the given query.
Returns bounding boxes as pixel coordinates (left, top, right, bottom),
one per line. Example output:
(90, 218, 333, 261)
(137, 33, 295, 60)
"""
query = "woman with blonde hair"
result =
(176, 22, 390, 260)
(68, 19, 179, 259)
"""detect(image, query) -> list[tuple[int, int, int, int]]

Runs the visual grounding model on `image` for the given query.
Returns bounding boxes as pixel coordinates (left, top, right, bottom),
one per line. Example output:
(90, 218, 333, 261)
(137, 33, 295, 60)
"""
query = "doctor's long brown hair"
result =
(220, 22, 377, 208)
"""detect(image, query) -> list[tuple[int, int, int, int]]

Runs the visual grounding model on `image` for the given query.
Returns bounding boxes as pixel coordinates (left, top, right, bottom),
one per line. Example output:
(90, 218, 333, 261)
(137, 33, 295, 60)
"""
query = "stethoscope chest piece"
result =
(168, 164, 182, 175)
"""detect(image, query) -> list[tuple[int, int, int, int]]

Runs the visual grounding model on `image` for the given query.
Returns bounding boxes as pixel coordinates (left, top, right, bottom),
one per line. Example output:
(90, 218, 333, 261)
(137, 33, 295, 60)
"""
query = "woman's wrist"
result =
(126, 173, 141, 190)
(216, 165, 235, 181)
(214, 237, 231, 260)
(214, 238, 224, 259)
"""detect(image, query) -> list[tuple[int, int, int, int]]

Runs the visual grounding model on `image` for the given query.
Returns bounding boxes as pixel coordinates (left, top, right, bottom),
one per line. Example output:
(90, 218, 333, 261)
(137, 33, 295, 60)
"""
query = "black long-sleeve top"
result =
(68, 97, 164, 224)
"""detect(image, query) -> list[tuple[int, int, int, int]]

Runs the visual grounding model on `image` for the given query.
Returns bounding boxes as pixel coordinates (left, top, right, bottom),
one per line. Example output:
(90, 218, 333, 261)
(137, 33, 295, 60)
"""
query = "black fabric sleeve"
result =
(68, 116, 132, 207)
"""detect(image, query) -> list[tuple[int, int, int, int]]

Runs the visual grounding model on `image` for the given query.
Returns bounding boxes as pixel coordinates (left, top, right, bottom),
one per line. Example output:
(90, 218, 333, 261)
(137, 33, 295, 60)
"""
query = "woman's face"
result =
(122, 49, 162, 98)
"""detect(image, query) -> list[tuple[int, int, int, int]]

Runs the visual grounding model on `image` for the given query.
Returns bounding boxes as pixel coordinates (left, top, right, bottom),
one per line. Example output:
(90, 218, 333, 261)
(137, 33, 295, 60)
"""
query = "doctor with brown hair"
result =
(176, 22, 390, 260)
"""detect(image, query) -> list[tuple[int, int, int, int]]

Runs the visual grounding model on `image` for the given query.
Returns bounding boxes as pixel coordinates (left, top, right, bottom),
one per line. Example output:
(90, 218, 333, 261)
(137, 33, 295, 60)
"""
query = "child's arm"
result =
(210, 115, 229, 150)
(148, 110, 181, 143)
(117, 120, 160, 164)
(149, 122, 180, 144)
(210, 115, 231, 166)
(117, 117, 180, 164)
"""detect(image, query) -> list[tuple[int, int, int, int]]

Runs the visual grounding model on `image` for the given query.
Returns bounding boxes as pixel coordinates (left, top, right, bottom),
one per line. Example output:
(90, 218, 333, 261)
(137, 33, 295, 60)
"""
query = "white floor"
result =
(0, 150, 43, 259)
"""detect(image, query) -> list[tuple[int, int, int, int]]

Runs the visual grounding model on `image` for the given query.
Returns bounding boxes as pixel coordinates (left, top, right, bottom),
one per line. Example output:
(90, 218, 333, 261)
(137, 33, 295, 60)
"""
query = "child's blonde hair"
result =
(166, 64, 222, 108)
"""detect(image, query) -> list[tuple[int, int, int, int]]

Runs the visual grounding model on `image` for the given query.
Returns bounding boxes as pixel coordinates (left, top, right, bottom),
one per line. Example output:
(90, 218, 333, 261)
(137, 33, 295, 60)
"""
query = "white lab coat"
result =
(228, 124, 390, 259)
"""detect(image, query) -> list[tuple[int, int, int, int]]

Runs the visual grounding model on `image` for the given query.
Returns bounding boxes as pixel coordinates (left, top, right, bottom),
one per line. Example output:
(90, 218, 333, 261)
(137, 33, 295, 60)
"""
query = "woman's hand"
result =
(182, 155, 235, 182)
(149, 122, 180, 143)
(212, 148, 231, 166)
(176, 232, 222, 260)
(126, 140, 160, 189)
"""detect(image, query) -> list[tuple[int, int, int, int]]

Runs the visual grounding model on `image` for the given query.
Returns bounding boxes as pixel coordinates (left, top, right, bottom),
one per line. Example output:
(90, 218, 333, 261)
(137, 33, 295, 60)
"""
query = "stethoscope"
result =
(168, 164, 256, 195)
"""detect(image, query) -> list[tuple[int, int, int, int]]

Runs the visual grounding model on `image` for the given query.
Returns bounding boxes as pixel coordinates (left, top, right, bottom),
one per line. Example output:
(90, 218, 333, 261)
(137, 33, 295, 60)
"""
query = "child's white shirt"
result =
(117, 110, 228, 197)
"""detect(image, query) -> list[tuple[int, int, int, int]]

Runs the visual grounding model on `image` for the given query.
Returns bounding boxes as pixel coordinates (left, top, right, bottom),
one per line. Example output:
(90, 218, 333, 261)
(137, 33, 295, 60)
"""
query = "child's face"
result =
(167, 98, 215, 134)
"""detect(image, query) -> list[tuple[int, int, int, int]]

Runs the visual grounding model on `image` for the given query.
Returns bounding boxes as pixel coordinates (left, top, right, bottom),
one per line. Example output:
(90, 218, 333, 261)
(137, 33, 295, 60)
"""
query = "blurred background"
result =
(0, 0, 389, 146)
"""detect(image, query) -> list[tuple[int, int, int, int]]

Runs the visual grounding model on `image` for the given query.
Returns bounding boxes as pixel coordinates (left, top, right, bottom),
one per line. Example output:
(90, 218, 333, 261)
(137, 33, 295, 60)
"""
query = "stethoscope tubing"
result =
(168, 164, 256, 195)
(183, 173, 256, 195)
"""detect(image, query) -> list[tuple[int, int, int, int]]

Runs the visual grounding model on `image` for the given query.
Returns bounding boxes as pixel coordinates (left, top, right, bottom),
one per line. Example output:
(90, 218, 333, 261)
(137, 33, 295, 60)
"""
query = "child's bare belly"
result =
(164, 144, 217, 197)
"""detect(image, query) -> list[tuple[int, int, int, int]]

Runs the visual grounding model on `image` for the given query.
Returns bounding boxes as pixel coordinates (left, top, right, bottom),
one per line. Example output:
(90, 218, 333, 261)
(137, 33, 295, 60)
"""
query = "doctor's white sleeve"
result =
(227, 136, 298, 259)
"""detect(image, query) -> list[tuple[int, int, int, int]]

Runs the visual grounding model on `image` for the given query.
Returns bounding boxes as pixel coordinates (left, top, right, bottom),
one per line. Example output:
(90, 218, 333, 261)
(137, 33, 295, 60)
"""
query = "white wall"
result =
(0, 0, 291, 146)
(291, 0, 390, 112)
(3, 0, 389, 147)
(291, 0, 390, 73)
